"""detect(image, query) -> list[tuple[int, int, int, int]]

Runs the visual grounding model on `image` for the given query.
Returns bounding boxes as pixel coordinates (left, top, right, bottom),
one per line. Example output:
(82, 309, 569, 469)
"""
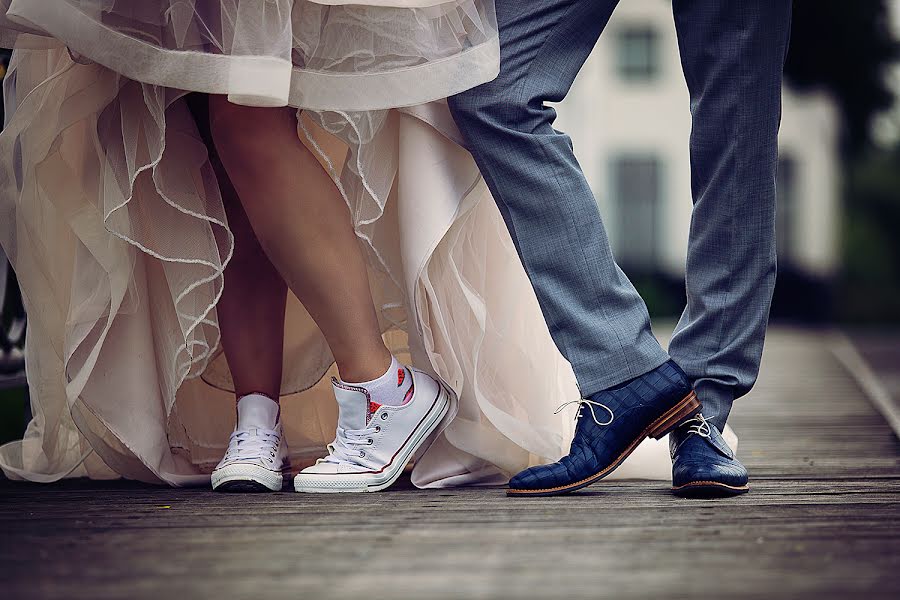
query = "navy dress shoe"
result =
(508, 360, 700, 496)
(670, 414, 749, 497)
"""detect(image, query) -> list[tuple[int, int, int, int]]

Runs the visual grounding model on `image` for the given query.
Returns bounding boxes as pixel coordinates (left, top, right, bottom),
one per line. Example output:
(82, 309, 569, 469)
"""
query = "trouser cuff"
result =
(693, 380, 735, 431)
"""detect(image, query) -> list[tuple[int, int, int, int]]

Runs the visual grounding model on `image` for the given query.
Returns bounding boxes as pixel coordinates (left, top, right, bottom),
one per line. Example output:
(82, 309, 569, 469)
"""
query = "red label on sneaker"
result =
(402, 380, 415, 405)
(397, 368, 406, 387)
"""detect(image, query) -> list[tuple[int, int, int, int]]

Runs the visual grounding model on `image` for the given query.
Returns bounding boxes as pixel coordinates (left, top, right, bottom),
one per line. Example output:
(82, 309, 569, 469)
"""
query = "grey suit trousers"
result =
(449, 0, 792, 429)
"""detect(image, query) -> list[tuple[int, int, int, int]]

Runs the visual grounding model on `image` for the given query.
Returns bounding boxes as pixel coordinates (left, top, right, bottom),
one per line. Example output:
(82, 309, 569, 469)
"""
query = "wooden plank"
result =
(1, 327, 898, 600)
(839, 330, 900, 436)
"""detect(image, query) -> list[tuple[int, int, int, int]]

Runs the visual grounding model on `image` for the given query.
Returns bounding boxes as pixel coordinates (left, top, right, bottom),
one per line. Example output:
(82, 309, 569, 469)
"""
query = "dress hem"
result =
(7, 0, 500, 111)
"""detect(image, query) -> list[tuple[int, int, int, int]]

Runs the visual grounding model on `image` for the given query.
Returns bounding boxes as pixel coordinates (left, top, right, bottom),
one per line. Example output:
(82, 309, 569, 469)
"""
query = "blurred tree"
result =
(839, 144, 900, 324)
(785, 0, 900, 156)
(784, 1, 900, 324)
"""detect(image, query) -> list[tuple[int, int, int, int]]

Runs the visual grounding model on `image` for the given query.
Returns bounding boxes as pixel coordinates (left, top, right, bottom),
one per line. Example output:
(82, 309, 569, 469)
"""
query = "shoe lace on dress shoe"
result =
(682, 413, 713, 438)
(554, 399, 614, 426)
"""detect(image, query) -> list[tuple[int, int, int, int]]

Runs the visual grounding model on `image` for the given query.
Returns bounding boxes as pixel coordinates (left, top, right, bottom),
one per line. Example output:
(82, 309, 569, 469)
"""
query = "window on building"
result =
(616, 27, 660, 81)
(611, 155, 662, 270)
(776, 155, 797, 266)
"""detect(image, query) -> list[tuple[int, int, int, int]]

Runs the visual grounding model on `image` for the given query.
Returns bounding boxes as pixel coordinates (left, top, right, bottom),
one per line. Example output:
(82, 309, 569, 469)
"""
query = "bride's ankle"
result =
(337, 354, 413, 408)
(335, 348, 392, 384)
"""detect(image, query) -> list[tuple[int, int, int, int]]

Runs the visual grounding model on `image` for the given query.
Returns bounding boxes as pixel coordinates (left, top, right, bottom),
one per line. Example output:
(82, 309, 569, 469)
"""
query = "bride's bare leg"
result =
(207, 96, 391, 383)
(216, 161, 288, 399)
(187, 94, 288, 400)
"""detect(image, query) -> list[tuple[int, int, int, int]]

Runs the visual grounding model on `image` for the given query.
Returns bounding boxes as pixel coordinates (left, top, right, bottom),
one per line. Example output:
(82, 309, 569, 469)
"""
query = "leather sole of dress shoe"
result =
(508, 391, 701, 497)
(671, 481, 750, 498)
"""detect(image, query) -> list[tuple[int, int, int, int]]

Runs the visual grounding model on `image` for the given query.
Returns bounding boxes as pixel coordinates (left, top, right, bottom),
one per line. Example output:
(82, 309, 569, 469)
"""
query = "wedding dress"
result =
(0, 0, 707, 487)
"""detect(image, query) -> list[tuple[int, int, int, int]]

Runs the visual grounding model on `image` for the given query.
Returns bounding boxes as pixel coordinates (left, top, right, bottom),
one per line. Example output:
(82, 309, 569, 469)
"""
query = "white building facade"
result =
(554, 0, 841, 280)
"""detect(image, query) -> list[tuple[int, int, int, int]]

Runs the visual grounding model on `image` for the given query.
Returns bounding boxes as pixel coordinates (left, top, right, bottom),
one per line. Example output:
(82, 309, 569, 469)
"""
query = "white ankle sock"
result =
(236, 393, 279, 429)
(342, 355, 413, 407)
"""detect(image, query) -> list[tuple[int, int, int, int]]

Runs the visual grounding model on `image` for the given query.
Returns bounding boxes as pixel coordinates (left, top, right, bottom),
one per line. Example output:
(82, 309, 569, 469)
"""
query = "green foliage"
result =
(631, 274, 685, 319)
(785, 0, 900, 156)
(838, 146, 900, 323)
(0, 387, 26, 445)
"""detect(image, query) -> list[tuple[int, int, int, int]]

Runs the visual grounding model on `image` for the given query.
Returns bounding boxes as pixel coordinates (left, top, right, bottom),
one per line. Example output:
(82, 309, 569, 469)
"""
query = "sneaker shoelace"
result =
(554, 399, 615, 426)
(319, 424, 379, 467)
(223, 427, 281, 465)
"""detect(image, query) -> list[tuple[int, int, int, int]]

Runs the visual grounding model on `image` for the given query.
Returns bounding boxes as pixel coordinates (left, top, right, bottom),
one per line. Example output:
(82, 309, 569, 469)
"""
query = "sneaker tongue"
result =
(236, 394, 279, 430)
(332, 378, 371, 430)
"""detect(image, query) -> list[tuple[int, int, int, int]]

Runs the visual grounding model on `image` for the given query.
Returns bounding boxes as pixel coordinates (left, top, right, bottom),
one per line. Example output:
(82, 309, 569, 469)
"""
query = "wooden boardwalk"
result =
(1, 327, 899, 600)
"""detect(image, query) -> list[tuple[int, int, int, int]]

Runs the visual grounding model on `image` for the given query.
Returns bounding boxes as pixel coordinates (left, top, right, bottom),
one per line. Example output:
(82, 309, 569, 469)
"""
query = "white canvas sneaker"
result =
(293, 367, 454, 493)
(212, 396, 290, 492)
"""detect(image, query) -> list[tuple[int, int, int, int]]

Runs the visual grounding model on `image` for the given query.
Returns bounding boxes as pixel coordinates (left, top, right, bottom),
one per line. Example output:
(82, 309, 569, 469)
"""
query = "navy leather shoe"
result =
(508, 360, 700, 496)
(670, 414, 749, 497)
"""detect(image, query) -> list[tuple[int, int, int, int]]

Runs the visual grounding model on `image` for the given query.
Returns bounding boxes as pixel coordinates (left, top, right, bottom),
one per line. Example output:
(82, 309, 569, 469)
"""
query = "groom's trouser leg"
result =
(667, 0, 793, 430)
(448, 0, 669, 396)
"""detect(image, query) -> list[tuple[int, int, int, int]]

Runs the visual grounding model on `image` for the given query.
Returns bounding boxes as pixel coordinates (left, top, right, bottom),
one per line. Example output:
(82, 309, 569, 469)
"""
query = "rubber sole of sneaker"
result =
(212, 462, 288, 492)
(214, 480, 279, 493)
(671, 481, 750, 498)
(293, 382, 454, 493)
(507, 391, 701, 497)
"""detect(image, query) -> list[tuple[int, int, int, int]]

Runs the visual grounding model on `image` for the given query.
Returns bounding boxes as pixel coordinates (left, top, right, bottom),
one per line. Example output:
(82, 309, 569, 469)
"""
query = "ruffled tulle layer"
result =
(0, 45, 582, 485)
(0, 1, 683, 486)
(0, 0, 499, 109)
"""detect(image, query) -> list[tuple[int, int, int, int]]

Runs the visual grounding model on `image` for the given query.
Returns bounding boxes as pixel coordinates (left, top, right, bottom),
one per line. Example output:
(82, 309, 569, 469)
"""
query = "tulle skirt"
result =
(0, 0, 499, 109)
(0, 0, 684, 486)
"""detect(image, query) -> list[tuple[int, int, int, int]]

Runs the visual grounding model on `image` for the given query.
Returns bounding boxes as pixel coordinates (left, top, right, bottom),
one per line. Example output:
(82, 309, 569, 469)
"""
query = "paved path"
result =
(1, 327, 898, 600)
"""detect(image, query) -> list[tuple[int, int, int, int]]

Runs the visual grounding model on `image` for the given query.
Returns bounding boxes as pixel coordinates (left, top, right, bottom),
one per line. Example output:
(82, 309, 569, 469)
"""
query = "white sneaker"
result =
(293, 367, 454, 493)
(212, 395, 289, 492)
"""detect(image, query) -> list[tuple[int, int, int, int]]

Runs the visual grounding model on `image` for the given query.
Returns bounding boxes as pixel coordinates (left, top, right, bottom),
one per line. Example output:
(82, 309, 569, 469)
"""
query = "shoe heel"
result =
(648, 391, 701, 440)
